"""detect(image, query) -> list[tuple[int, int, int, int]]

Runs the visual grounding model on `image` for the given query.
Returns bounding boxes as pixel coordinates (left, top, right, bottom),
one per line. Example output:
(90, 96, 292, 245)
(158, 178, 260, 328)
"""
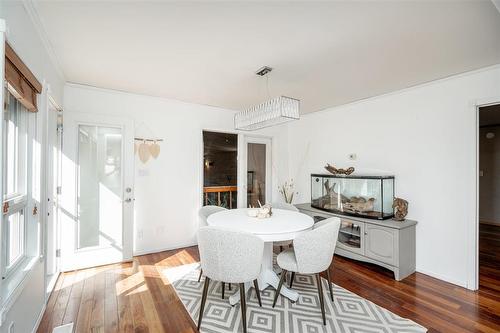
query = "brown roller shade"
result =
(5, 42, 42, 112)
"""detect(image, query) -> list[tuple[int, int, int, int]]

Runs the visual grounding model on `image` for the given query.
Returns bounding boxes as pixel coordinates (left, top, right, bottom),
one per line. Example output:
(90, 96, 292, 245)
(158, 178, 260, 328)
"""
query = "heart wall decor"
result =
(134, 137, 164, 164)
(138, 142, 150, 163)
(149, 141, 160, 159)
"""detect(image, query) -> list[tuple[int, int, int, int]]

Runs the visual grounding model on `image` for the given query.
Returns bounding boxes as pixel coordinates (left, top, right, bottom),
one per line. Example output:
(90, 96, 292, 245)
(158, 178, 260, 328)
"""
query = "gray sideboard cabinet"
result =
(295, 203, 417, 281)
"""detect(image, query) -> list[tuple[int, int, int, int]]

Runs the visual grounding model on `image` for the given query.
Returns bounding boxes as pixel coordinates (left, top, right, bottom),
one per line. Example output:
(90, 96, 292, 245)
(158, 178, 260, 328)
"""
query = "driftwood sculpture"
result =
(319, 180, 377, 213)
(322, 179, 349, 210)
(325, 163, 355, 176)
(343, 197, 375, 213)
(393, 198, 408, 221)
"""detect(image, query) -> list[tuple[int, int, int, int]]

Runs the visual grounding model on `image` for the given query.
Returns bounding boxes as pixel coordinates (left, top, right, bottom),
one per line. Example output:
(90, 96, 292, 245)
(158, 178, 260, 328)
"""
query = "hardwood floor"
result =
(479, 223, 500, 294)
(38, 242, 500, 333)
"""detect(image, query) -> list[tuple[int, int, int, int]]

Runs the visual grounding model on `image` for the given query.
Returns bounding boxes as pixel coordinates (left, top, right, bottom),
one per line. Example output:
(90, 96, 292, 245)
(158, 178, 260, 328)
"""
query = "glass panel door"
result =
(247, 142, 267, 207)
(77, 125, 122, 249)
(338, 220, 362, 250)
(60, 112, 134, 271)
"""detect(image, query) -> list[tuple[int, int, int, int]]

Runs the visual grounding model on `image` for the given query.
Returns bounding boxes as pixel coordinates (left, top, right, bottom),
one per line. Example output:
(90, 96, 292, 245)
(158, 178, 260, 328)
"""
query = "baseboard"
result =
(31, 303, 47, 333)
(416, 268, 468, 289)
(46, 272, 60, 298)
(133, 242, 198, 256)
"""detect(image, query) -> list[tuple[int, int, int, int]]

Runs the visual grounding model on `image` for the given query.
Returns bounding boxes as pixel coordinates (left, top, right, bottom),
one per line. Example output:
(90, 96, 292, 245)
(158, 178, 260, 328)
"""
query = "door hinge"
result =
(2, 202, 9, 214)
(57, 186, 62, 195)
(56, 249, 61, 258)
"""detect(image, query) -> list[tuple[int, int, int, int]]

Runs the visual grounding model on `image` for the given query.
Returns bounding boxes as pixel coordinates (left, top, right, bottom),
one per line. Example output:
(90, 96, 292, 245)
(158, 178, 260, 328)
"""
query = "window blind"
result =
(4, 42, 42, 112)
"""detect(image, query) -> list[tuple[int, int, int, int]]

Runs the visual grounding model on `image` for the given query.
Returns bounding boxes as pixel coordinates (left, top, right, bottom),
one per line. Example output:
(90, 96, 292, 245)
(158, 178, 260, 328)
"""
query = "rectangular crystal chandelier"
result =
(234, 96, 300, 131)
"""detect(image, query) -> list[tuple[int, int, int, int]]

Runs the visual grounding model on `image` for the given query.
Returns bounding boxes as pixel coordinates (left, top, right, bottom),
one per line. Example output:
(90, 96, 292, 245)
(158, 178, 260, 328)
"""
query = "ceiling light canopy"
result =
(234, 66, 300, 131)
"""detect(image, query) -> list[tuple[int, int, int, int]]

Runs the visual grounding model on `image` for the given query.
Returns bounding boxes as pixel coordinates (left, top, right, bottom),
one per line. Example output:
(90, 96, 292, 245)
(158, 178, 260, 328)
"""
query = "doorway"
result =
(202, 131, 238, 209)
(478, 103, 500, 291)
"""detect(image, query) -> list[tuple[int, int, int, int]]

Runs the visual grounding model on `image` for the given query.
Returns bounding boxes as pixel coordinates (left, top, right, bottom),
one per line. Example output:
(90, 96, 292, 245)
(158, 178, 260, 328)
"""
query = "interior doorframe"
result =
(44, 94, 62, 297)
(470, 95, 500, 290)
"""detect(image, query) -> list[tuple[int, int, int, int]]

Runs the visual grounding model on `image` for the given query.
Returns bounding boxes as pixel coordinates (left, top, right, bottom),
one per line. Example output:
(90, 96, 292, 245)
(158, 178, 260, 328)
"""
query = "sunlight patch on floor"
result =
(162, 262, 200, 283)
(116, 270, 148, 296)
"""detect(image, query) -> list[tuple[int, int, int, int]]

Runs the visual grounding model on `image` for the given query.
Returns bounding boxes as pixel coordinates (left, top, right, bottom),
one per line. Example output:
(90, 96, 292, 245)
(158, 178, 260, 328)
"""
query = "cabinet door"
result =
(337, 219, 364, 256)
(365, 225, 396, 266)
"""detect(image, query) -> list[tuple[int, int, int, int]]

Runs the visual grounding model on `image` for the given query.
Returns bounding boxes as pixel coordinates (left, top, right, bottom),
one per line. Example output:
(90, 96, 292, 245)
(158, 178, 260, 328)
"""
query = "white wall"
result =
(64, 84, 290, 255)
(287, 65, 500, 288)
(0, 2, 65, 333)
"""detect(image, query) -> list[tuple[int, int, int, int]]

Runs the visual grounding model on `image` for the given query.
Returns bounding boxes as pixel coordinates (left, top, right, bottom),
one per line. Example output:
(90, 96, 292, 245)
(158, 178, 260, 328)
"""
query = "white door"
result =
(60, 112, 134, 271)
(45, 100, 61, 287)
(241, 136, 272, 208)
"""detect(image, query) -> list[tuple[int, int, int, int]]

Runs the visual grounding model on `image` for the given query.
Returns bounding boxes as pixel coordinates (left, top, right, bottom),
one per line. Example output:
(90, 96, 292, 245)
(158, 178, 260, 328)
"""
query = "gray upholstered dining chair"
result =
(313, 218, 332, 230)
(272, 217, 341, 325)
(197, 226, 264, 333)
(197, 205, 227, 283)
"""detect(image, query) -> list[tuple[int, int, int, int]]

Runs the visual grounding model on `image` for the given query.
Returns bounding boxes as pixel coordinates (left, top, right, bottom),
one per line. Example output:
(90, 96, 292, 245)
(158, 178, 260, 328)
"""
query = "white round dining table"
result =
(207, 208, 314, 305)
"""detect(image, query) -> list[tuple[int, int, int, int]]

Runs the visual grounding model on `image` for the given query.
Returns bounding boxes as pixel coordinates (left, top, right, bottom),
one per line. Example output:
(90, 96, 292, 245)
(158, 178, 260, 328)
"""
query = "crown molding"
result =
(21, 0, 66, 81)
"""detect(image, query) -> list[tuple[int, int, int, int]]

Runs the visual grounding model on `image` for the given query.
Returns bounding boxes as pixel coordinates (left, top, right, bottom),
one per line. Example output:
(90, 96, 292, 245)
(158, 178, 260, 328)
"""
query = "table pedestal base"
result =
(228, 242, 298, 306)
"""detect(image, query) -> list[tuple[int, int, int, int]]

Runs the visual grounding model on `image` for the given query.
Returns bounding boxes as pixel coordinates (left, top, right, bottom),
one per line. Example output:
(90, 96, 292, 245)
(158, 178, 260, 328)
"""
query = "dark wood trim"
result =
(203, 186, 238, 193)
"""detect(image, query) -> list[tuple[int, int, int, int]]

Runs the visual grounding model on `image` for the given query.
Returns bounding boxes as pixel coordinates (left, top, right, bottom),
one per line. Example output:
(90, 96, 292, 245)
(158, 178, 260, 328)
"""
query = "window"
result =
(2, 90, 30, 277)
(3, 92, 28, 198)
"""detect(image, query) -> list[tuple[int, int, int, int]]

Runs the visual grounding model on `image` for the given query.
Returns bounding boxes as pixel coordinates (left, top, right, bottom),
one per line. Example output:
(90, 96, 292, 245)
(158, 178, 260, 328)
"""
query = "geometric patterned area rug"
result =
(164, 263, 427, 333)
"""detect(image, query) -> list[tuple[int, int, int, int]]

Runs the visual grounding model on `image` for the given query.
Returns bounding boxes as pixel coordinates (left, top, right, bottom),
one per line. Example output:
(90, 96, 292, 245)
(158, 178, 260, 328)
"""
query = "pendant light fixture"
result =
(234, 66, 300, 131)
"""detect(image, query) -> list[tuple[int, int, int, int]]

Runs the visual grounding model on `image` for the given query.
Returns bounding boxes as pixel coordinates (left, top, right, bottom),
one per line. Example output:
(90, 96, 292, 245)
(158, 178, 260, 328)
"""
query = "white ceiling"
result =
(33, 1, 500, 114)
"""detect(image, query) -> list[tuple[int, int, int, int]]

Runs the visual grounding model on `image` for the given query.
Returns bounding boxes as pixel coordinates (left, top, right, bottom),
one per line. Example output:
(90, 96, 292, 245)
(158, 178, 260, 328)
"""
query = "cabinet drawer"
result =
(365, 225, 396, 266)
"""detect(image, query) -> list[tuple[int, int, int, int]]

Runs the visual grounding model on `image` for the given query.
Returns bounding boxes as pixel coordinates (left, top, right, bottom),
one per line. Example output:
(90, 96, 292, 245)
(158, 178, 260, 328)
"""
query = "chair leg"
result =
(197, 277, 210, 330)
(315, 274, 326, 325)
(289, 272, 295, 288)
(198, 269, 203, 282)
(228, 283, 231, 290)
(272, 269, 287, 308)
(280, 245, 283, 252)
(222, 282, 225, 299)
(239, 283, 247, 333)
(253, 279, 262, 307)
(325, 269, 334, 302)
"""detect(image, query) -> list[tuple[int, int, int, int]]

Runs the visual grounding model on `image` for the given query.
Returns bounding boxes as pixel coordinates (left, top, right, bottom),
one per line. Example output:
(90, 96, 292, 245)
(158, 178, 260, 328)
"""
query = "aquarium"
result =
(311, 174, 394, 220)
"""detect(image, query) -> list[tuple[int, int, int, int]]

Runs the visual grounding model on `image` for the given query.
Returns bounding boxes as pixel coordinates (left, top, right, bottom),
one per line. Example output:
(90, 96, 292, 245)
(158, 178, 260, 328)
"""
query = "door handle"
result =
(123, 198, 134, 203)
